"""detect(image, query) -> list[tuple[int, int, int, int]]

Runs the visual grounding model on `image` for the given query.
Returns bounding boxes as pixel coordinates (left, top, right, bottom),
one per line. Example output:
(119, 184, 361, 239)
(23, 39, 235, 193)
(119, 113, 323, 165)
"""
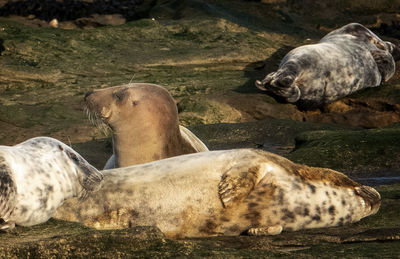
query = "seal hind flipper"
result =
(370, 49, 396, 82)
(218, 165, 268, 208)
(0, 158, 16, 225)
(245, 225, 283, 236)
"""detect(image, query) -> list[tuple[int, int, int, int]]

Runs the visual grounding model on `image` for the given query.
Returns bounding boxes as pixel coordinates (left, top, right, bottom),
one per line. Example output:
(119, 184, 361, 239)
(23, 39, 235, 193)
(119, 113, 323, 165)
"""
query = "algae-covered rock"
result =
(287, 124, 400, 177)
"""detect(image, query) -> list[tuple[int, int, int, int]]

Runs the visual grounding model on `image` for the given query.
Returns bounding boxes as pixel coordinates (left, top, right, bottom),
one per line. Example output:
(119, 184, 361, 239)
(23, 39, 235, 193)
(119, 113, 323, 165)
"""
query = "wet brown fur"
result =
(85, 83, 202, 168)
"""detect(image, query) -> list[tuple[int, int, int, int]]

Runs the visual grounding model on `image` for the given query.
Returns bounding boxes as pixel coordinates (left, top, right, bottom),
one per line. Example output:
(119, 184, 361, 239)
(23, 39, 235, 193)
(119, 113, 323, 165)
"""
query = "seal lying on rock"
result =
(0, 137, 103, 230)
(84, 83, 208, 169)
(256, 23, 398, 108)
(54, 148, 380, 238)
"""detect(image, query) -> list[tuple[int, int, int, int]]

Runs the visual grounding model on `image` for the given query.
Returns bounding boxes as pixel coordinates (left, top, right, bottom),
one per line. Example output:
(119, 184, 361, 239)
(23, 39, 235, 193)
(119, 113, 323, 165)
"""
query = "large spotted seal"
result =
(0, 137, 103, 230)
(256, 23, 398, 108)
(54, 148, 380, 238)
(84, 83, 208, 169)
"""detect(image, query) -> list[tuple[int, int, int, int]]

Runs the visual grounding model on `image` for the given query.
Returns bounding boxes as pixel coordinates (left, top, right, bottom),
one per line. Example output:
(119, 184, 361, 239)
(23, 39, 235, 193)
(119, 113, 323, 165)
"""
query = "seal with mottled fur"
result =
(0, 137, 103, 230)
(84, 83, 208, 169)
(54, 149, 380, 238)
(256, 23, 398, 108)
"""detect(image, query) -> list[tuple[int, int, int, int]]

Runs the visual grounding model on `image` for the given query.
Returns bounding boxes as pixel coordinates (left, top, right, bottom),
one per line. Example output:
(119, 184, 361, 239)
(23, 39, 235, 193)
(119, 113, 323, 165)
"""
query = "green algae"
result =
(287, 125, 400, 176)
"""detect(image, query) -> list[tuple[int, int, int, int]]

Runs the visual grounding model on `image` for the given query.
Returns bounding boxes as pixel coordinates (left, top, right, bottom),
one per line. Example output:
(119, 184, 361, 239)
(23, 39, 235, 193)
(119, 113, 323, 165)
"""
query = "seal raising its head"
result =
(0, 137, 103, 229)
(256, 23, 398, 108)
(54, 149, 380, 238)
(84, 83, 208, 169)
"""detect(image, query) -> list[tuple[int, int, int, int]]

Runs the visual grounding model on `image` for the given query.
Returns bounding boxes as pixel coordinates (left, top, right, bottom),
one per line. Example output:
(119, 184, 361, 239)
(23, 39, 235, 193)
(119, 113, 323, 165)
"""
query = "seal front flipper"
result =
(370, 49, 396, 82)
(0, 220, 15, 231)
(218, 164, 269, 208)
(246, 225, 283, 236)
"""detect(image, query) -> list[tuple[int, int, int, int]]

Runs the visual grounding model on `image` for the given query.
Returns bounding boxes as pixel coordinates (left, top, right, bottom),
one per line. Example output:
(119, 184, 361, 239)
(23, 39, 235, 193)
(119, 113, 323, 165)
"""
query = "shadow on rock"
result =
(0, 38, 4, 55)
(72, 138, 112, 170)
(0, 0, 155, 22)
(235, 45, 293, 95)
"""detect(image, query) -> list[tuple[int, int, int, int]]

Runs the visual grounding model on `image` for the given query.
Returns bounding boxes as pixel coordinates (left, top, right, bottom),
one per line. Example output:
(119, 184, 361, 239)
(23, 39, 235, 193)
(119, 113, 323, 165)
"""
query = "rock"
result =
(49, 18, 58, 28)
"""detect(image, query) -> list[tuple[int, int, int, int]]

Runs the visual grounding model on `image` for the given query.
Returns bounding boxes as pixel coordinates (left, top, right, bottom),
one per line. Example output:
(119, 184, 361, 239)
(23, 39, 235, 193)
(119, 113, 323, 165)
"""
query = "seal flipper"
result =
(246, 225, 283, 236)
(218, 165, 268, 208)
(0, 220, 15, 231)
(255, 72, 276, 91)
(370, 49, 396, 82)
(0, 158, 17, 228)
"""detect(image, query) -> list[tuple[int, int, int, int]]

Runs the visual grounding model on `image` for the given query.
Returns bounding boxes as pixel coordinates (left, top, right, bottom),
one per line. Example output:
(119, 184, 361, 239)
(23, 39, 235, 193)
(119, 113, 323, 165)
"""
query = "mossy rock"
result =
(287, 124, 400, 176)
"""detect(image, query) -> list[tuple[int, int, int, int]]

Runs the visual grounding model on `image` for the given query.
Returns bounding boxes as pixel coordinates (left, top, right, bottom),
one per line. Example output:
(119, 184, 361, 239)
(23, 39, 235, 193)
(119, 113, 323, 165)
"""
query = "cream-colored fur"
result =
(54, 149, 380, 238)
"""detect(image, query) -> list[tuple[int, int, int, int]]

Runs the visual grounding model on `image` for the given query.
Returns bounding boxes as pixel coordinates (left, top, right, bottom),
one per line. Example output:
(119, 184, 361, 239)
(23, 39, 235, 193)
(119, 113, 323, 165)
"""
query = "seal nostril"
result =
(84, 90, 94, 101)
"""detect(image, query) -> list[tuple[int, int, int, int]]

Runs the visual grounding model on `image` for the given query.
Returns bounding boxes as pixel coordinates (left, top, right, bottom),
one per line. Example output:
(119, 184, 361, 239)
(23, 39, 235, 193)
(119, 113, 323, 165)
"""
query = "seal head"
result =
(84, 83, 208, 169)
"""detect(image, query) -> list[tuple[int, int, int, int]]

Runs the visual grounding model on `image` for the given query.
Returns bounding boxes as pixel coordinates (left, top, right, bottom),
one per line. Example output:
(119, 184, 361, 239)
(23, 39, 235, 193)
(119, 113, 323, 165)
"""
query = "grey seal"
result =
(0, 137, 103, 230)
(54, 148, 380, 238)
(84, 83, 208, 169)
(256, 23, 397, 108)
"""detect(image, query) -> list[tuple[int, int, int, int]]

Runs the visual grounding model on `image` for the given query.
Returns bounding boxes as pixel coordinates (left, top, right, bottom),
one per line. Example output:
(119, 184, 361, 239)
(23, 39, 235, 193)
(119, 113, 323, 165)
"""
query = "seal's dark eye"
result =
(67, 150, 79, 163)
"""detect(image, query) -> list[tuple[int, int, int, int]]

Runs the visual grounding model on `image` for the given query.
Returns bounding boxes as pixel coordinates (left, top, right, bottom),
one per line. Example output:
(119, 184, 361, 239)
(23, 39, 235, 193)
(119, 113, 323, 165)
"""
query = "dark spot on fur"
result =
(328, 205, 336, 215)
(129, 210, 140, 218)
(46, 185, 54, 192)
(333, 191, 337, 196)
(39, 197, 48, 208)
(325, 191, 330, 197)
(338, 217, 344, 226)
(227, 224, 241, 233)
(58, 145, 64, 151)
(20, 206, 28, 214)
(245, 211, 261, 225)
(248, 202, 258, 208)
(278, 189, 284, 205)
(281, 208, 295, 222)
(200, 219, 218, 234)
(220, 216, 230, 222)
(342, 199, 346, 205)
(292, 183, 302, 190)
(304, 207, 310, 216)
(257, 190, 266, 195)
(312, 215, 321, 221)
(315, 205, 321, 215)
(307, 183, 316, 193)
